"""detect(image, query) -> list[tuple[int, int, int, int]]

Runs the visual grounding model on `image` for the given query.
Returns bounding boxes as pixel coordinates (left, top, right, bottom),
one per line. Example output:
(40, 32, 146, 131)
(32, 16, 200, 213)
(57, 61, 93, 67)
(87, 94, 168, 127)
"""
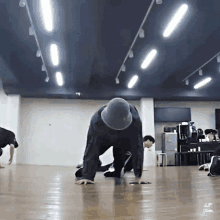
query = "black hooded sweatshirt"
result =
(82, 104, 143, 181)
(0, 127, 19, 149)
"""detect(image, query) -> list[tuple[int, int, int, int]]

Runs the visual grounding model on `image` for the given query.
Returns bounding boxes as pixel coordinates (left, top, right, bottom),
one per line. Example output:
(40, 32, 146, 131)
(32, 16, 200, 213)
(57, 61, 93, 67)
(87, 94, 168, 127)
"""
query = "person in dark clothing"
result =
(103, 135, 155, 177)
(199, 146, 220, 171)
(0, 127, 19, 168)
(75, 135, 155, 177)
(75, 98, 148, 185)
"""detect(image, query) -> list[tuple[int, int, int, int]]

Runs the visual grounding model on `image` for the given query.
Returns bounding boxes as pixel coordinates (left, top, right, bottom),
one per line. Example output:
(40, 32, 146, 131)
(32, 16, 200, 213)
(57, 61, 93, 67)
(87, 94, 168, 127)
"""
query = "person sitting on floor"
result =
(198, 147, 220, 171)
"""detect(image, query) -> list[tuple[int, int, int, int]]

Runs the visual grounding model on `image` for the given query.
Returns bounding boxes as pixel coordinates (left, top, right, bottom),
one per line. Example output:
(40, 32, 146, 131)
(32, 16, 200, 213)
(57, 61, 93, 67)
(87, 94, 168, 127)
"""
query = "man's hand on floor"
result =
(130, 177, 151, 184)
(75, 179, 94, 185)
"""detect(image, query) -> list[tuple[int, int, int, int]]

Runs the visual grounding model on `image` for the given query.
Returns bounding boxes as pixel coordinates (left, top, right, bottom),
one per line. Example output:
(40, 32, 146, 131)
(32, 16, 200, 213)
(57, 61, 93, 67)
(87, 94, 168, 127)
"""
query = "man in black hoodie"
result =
(75, 97, 149, 185)
(0, 127, 19, 168)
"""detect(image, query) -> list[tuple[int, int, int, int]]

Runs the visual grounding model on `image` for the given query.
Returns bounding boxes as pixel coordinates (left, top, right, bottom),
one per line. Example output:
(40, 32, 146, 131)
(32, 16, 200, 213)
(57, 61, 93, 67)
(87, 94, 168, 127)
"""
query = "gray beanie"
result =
(101, 98, 132, 130)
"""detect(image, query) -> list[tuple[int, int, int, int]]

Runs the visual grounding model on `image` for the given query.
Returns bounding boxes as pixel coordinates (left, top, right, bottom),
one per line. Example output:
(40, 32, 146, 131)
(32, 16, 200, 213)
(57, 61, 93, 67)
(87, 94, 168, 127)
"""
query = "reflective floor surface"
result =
(0, 165, 219, 220)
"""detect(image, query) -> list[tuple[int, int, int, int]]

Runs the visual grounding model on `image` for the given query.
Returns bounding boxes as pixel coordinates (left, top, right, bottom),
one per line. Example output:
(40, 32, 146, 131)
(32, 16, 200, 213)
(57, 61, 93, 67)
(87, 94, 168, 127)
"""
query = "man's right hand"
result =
(75, 179, 94, 185)
(129, 177, 151, 184)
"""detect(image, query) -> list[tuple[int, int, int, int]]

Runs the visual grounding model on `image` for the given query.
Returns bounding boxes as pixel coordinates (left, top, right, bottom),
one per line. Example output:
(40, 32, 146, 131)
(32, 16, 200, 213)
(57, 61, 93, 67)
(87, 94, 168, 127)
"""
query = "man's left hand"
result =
(75, 179, 94, 185)
(130, 178, 151, 184)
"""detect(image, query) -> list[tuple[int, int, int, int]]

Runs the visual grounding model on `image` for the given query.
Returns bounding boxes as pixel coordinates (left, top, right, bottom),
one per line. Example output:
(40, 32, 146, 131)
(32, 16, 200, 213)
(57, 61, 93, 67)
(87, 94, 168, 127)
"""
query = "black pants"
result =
(75, 145, 133, 177)
(97, 144, 133, 174)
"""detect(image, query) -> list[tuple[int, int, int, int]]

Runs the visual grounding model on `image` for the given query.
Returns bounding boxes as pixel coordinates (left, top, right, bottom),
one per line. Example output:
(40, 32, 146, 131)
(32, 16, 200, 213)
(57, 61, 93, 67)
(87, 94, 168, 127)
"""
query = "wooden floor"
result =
(0, 165, 220, 220)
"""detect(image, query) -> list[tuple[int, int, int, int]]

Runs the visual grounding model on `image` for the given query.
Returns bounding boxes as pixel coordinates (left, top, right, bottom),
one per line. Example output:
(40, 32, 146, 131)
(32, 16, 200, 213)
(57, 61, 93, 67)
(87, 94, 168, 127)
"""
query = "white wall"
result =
(9, 95, 220, 168)
(154, 101, 220, 151)
(18, 98, 140, 167)
(0, 80, 8, 128)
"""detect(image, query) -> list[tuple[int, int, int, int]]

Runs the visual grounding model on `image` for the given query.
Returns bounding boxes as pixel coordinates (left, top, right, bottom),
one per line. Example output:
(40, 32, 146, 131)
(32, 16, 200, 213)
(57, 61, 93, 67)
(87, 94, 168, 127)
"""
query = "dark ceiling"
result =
(1, 0, 220, 100)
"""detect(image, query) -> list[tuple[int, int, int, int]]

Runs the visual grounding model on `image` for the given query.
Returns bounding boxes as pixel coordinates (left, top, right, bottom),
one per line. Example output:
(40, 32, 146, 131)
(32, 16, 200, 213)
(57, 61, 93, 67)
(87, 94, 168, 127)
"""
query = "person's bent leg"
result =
(97, 144, 113, 171)
(112, 146, 126, 178)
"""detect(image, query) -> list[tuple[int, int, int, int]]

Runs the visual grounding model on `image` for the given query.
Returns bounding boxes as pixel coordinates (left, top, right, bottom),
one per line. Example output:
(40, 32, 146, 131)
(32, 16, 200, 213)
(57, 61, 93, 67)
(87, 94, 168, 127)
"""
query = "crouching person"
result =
(75, 98, 149, 185)
(0, 127, 19, 168)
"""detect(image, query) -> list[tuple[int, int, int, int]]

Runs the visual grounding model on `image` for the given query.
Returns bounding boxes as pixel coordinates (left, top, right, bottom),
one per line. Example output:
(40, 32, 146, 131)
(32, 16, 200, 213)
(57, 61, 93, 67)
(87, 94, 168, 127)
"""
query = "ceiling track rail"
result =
(182, 51, 220, 82)
(25, 0, 50, 82)
(115, 0, 156, 84)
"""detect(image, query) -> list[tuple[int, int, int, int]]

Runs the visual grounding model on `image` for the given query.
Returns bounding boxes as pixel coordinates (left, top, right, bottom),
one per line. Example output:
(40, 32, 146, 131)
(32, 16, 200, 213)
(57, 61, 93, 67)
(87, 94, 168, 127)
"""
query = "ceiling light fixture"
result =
(19, 0, 26, 7)
(45, 76, 49, 82)
(36, 49, 41, 57)
(139, 28, 145, 38)
(50, 43, 59, 66)
(76, 92, 81, 96)
(163, 4, 188, 38)
(56, 72, 64, 86)
(156, 0, 163, 4)
(141, 49, 157, 69)
(217, 55, 220, 63)
(194, 77, 212, 89)
(122, 64, 126, 72)
(128, 50, 134, 58)
(40, 0, 54, 32)
(128, 75, 138, 89)
(42, 64, 46, 71)
(185, 79, 189, 85)
(199, 69, 203, 76)
(29, 26, 35, 36)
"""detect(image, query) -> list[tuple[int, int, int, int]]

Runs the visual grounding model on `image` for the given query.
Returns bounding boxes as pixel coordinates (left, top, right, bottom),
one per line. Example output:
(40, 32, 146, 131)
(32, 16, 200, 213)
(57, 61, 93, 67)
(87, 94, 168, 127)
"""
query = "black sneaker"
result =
(204, 164, 210, 172)
(104, 171, 116, 177)
(103, 165, 115, 177)
(198, 164, 205, 170)
(75, 168, 83, 177)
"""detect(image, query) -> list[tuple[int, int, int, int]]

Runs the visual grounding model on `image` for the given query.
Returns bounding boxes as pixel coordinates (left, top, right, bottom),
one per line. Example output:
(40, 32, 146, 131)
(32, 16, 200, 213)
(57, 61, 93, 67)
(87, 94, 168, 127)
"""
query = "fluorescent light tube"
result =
(194, 77, 211, 89)
(163, 4, 188, 38)
(128, 75, 138, 88)
(40, 0, 54, 32)
(56, 72, 64, 86)
(141, 49, 157, 69)
(50, 44, 59, 66)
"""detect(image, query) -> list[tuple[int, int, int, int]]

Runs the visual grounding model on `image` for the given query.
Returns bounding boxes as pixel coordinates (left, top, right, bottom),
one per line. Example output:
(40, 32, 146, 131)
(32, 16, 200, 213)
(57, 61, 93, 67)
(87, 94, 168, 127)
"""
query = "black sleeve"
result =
(129, 105, 144, 178)
(131, 122, 144, 178)
(81, 115, 102, 181)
